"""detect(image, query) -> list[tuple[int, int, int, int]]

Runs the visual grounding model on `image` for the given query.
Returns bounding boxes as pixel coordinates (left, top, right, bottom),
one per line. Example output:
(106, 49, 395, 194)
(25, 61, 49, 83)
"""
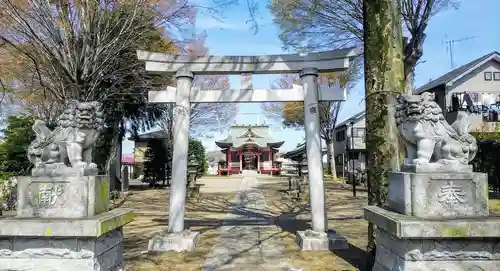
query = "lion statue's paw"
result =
(70, 161, 88, 169)
(437, 159, 461, 165)
(412, 158, 429, 165)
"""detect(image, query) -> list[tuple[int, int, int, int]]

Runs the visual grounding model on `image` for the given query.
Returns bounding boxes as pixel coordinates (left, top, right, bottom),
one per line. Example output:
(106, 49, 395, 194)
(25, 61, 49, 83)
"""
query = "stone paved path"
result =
(202, 171, 292, 271)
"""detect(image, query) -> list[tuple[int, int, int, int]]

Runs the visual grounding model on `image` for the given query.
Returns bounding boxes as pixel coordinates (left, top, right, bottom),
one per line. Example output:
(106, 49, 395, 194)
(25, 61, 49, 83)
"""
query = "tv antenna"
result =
(444, 36, 477, 69)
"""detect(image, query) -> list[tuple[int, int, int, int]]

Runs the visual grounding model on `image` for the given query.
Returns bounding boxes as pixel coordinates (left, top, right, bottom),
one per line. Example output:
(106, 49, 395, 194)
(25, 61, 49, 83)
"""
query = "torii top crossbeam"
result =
(136, 47, 358, 75)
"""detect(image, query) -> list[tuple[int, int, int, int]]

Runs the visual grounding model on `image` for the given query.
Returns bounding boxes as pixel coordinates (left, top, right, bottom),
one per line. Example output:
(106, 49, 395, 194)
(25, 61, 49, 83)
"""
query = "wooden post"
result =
(122, 166, 129, 192)
(257, 151, 260, 173)
(226, 149, 233, 175)
(239, 150, 243, 172)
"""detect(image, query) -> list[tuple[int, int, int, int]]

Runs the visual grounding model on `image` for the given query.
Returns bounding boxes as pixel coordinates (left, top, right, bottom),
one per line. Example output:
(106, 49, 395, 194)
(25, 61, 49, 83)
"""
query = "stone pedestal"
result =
(0, 175, 135, 271)
(388, 171, 489, 219)
(296, 230, 348, 251)
(365, 170, 500, 271)
(0, 208, 134, 270)
(148, 230, 200, 252)
(17, 175, 110, 218)
(365, 206, 500, 271)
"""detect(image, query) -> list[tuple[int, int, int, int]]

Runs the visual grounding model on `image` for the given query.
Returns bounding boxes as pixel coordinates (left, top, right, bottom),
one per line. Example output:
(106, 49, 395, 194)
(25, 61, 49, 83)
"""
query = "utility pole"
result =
(350, 122, 356, 198)
(445, 36, 477, 69)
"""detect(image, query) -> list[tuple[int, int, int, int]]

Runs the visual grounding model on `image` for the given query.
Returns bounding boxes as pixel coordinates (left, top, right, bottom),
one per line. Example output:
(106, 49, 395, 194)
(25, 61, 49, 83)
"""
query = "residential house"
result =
(329, 51, 500, 177)
(333, 111, 366, 177)
(415, 51, 500, 131)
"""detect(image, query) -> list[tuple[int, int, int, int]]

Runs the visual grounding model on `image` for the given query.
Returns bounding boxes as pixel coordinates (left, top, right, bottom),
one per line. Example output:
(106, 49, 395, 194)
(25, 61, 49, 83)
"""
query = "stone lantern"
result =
(187, 154, 199, 188)
(300, 153, 308, 183)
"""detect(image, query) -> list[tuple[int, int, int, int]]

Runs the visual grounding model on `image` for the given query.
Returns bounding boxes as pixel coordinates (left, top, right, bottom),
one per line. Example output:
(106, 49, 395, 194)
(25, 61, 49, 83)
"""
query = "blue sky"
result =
(123, 0, 500, 155)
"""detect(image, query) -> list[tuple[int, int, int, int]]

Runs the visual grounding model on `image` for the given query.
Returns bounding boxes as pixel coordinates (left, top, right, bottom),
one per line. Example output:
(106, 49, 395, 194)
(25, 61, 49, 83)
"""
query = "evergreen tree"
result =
(143, 139, 168, 187)
(0, 116, 35, 176)
(188, 138, 206, 174)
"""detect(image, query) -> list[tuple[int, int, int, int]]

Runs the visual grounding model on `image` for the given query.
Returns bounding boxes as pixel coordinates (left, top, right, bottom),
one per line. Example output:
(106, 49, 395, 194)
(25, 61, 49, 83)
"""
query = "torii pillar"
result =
(147, 68, 199, 252)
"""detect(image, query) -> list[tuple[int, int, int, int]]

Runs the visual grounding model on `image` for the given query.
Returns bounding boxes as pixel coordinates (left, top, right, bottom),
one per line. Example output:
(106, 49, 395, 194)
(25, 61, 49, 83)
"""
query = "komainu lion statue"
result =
(27, 100, 104, 176)
(395, 92, 477, 166)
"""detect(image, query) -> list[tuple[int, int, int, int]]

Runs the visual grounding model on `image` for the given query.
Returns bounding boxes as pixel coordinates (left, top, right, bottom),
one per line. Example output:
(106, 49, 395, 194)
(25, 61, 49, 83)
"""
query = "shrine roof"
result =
(282, 142, 328, 161)
(129, 130, 166, 143)
(215, 125, 284, 149)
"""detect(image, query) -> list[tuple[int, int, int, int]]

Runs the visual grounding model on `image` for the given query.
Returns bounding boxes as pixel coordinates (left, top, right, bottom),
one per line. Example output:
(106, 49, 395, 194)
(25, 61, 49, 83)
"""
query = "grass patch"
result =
(489, 199, 500, 213)
(324, 176, 346, 183)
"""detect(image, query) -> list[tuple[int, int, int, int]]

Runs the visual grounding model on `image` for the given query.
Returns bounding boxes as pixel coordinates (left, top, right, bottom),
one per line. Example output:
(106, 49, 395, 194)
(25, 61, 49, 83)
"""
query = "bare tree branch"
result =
(0, 0, 196, 103)
(269, 0, 459, 92)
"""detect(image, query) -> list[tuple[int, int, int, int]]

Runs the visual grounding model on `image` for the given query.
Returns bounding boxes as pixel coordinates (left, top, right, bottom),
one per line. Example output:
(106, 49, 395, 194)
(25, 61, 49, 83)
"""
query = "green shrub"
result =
(0, 172, 17, 214)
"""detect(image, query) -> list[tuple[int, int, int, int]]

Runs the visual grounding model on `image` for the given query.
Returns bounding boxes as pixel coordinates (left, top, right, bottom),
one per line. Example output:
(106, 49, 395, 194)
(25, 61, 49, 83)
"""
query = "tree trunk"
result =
(326, 139, 337, 178)
(326, 147, 332, 175)
(403, 34, 426, 94)
(105, 123, 122, 192)
(116, 139, 123, 191)
(105, 140, 117, 191)
(405, 68, 415, 94)
(363, 0, 405, 259)
(403, 36, 415, 94)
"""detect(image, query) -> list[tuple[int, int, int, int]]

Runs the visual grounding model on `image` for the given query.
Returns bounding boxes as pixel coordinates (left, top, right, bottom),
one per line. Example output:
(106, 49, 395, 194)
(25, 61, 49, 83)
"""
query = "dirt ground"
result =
(122, 178, 500, 271)
(122, 178, 370, 271)
(259, 181, 370, 271)
(122, 189, 236, 271)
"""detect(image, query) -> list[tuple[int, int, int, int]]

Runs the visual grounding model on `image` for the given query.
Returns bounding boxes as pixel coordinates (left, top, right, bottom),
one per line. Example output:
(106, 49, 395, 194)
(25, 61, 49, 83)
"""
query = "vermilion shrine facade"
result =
(215, 125, 284, 175)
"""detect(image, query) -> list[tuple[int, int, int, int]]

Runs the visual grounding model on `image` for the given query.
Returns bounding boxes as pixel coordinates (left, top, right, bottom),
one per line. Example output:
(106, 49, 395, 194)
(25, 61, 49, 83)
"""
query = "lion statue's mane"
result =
(395, 92, 477, 166)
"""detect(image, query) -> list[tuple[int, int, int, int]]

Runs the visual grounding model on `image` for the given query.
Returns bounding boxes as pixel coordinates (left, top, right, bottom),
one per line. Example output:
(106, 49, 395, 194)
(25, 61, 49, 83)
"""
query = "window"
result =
(469, 92, 479, 103)
(335, 155, 344, 164)
(336, 130, 346, 141)
(350, 151, 362, 160)
(352, 128, 365, 137)
(484, 72, 493, 81)
(494, 72, 500, 81)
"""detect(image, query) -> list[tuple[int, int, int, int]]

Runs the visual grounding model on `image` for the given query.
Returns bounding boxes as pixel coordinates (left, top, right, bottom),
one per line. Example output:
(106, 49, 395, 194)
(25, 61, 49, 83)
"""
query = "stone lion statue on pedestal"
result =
(27, 100, 104, 177)
(395, 92, 477, 167)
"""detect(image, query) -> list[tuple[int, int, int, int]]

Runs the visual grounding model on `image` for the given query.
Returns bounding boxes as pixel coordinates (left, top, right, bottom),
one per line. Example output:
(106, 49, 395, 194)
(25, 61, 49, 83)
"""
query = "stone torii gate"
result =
(137, 48, 357, 252)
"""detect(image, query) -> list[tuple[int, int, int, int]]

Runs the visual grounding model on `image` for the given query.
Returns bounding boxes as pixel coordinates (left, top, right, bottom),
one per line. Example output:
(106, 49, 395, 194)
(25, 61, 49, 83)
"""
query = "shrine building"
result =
(215, 125, 284, 175)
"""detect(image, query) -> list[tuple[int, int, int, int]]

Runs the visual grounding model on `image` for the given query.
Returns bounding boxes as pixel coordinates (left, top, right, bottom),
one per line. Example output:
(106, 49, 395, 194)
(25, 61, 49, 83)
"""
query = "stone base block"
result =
(0, 208, 134, 237)
(364, 205, 500, 238)
(148, 231, 199, 252)
(187, 186, 201, 198)
(0, 259, 123, 271)
(365, 206, 500, 271)
(372, 242, 500, 271)
(296, 230, 348, 251)
(17, 175, 110, 219)
(0, 208, 134, 271)
(402, 163, 473, 173)
(387, 171, 489, 219)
